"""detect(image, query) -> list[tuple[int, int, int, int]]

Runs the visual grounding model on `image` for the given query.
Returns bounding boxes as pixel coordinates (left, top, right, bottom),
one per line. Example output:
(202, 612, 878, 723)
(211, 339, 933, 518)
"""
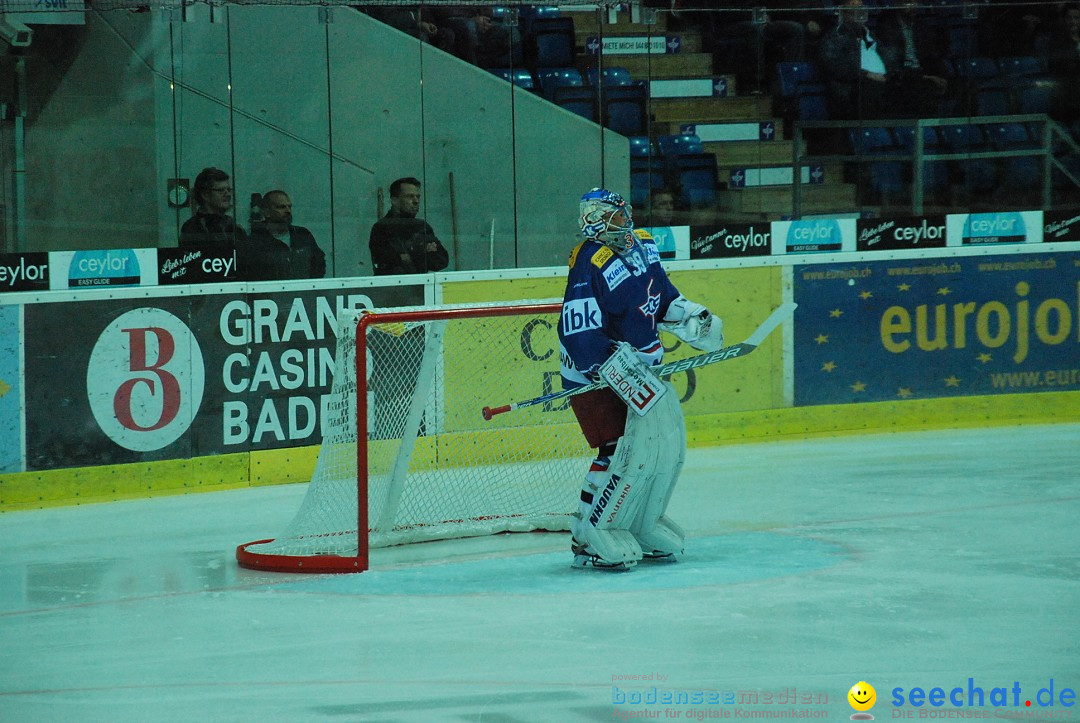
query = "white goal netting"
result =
(241, 300, 589, 567)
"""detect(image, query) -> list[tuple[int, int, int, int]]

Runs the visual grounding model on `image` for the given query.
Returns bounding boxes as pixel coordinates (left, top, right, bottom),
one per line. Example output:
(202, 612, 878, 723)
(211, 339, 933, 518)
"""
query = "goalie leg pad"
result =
(624, 384, 688, 557)
(571, 444, 643, 568)
(571, 382, 688, 566)
(636, 516, 686, 559)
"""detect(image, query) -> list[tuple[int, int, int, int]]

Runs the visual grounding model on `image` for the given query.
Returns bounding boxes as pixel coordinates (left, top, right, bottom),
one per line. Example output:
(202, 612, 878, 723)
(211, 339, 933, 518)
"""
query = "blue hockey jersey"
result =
(558, 229, 682, 390)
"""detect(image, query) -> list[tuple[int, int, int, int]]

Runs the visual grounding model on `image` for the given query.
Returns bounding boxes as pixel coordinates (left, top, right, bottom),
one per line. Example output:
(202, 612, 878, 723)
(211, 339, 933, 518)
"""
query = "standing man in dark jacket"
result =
(875, 0, 950, 119)
(368, 177, 450, 276)
(180, 167, 248, 251)
(247, 190, 327, 281)
(819, 0, 890, 120)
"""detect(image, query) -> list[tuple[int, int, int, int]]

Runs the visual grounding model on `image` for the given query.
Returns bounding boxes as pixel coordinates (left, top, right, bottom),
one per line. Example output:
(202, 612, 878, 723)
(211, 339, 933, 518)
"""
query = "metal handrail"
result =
(792, 113, 1080, 218)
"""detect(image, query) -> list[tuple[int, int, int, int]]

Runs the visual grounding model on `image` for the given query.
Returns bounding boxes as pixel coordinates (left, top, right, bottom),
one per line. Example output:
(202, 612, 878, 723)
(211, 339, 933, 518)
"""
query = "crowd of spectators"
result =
(665, 0, 1080, 127)
(354, 1, 1080, 130)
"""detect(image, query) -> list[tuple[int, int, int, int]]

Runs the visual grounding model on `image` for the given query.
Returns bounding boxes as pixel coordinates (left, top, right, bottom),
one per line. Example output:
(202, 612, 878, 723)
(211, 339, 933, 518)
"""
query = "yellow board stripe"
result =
(686, 390, 1080, 446)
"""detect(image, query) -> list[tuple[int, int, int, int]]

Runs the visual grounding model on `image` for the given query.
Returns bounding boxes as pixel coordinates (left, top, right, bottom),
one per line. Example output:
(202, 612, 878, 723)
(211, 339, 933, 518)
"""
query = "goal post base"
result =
(236, 539, 368, 574)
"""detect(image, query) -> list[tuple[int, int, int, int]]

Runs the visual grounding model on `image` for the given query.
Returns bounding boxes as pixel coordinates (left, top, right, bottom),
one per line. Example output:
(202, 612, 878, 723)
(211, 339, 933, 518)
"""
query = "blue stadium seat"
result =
(672, 154, 717, 208)
(849, 127, 895, 154)
(628, 135, 654, 158)
(1018, 82, 1052, 115)
(894, 126, 949, 197)
(657, 133, 703, 157)
(490, 6, 514, 25)
(553, 86, 598, 122)
(950, 56, 998, 82)
(518, 5, 560, 36)
(945, 25, 978, 59)
(997, 56, 1043, 80)
(490, 67, 536, 91)
(986, 123, 1041, 189)
(941, 124, 997, 192)
(775, 61, 822, 99)
(601, 83, 648, 136)
(630, 157, 665, 207)
(536, 67, 583, 100)
(850, 127, 904, 199)
(975, 87, 1010, 116)
(586, 66, 633, 87)
(527, 17, 576, 69)
(796, 90, 830, 121)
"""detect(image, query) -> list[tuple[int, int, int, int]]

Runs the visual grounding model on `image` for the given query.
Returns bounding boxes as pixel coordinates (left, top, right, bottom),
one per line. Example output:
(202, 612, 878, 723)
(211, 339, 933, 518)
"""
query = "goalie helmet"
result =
(579, 188, 635, 252)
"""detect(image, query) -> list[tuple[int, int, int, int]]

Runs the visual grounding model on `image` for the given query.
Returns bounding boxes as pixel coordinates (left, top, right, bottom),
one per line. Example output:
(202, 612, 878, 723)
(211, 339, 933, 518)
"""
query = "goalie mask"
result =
(579, 188, 635, 252)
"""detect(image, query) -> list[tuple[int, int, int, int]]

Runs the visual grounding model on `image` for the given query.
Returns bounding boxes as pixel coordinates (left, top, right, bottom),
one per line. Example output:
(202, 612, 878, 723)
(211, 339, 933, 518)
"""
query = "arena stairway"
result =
(564, 6, 858, 222)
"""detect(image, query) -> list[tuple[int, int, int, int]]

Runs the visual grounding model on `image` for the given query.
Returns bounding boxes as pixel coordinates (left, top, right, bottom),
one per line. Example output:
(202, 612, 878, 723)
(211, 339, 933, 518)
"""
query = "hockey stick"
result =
(482, 301, 797, 420)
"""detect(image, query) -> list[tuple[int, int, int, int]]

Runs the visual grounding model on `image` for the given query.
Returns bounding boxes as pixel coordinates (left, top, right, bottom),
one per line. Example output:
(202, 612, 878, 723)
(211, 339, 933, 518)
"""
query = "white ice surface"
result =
(1, 423, 1077, 722)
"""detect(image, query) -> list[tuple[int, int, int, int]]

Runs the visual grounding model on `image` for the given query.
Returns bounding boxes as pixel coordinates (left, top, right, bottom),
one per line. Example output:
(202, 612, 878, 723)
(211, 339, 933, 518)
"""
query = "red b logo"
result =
(88, 309, 204, 451)
(113, 327, 181, 431)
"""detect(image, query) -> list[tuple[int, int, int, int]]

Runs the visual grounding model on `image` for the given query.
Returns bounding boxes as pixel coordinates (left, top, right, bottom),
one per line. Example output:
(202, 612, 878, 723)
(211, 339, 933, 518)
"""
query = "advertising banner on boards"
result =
(793, 249, 1080, 406)
(0, 305, 22, 473)
(157, 247, 238, 285)
(945, 210, 1043, 246)
(687, 223, 772, 260)
(22, 284, 425, 471)
(1043, 209, 1080, 244)
(48, 248, 159, 289)
(856, 216, 947, 251)
(771, 218, 857, 255)
(0, 253, 50, 292)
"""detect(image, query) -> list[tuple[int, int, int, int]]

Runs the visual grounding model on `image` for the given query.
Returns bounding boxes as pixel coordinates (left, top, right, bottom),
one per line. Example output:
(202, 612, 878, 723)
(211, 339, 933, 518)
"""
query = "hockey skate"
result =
(640, 550, 678, 563)
(570, 540, 637, 571)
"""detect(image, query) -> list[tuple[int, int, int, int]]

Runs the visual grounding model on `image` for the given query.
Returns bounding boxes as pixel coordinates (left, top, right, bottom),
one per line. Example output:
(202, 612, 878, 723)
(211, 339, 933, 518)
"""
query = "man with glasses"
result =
(180, 167, 250, 257)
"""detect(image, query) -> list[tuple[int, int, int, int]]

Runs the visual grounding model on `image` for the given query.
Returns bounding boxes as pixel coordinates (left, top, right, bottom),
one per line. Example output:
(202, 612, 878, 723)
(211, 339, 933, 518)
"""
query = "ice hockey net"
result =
(236, 300, 589, 573)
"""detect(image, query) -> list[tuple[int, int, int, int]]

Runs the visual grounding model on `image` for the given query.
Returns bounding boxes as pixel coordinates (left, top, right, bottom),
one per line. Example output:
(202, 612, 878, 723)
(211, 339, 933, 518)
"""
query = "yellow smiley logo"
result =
(848, 681, 877, 712)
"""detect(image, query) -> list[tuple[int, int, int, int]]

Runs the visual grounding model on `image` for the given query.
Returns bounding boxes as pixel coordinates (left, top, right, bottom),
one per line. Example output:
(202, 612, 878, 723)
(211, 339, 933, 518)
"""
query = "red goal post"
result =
(236, 300, 590, 573)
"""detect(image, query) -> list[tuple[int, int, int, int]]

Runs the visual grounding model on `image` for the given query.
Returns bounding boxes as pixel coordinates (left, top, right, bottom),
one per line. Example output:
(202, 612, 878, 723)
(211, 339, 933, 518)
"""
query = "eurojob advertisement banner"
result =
(20, 284, 424, 472)
(793, 248, 1080, 406)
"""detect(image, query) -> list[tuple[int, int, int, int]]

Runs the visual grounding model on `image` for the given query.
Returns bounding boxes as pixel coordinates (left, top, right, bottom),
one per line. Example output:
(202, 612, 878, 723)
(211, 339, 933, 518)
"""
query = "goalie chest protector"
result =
(559, 232, 681, 390)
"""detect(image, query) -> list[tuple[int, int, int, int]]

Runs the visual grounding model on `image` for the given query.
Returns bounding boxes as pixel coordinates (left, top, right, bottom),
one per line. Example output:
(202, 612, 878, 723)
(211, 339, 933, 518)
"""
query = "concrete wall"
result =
(11, 5, 627, 273)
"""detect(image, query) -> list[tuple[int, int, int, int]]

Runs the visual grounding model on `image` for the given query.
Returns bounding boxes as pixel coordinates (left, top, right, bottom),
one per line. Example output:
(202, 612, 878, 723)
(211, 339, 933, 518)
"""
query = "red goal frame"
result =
(236, 301, 563, 574)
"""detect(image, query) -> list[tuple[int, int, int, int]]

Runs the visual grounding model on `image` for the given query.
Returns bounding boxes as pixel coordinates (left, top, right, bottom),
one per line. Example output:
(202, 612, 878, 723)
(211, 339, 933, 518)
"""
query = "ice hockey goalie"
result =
(557, 187, 724, 571)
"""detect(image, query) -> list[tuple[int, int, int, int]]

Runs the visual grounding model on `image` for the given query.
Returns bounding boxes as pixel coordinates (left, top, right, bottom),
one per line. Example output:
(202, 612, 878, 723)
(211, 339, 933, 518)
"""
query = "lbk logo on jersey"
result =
(86, 308, 205, 452)
(561, 297, 602, 336)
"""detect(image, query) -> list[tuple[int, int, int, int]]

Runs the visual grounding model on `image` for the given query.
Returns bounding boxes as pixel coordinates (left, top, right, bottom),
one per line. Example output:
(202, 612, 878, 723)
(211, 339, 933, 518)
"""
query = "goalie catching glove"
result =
(658, 296, 724, 352)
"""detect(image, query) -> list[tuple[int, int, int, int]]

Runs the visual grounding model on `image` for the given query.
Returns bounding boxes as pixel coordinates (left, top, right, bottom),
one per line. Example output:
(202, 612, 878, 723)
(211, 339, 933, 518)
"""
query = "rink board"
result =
(1, 240, 1079, 509)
